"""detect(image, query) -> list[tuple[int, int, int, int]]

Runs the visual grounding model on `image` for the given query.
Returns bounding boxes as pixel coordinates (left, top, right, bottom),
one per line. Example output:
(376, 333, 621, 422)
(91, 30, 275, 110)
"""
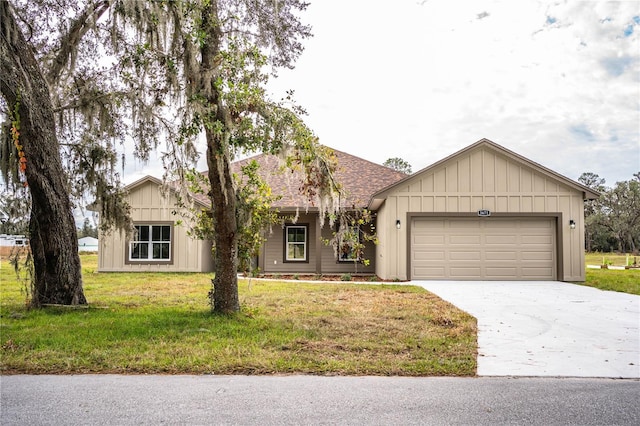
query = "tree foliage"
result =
(78, 217, 98, 239)
(383, 157, 412, 174)
(2, 0, 133, 233)
(324, 208, 378, 274)
(580, 172, 640, 253)
(0, 188, 30, 235)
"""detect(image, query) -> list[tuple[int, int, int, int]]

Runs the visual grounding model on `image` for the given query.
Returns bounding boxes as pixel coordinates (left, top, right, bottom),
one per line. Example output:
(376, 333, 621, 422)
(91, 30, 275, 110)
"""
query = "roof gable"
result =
(369, 138, 599, 209)
(125, 175, 210, 208)
(125, 175, 163, 192)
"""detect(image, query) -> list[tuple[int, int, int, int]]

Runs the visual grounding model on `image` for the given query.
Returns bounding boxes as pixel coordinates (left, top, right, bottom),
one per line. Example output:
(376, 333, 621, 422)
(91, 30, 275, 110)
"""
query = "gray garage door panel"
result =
(411, 217, 556, 280)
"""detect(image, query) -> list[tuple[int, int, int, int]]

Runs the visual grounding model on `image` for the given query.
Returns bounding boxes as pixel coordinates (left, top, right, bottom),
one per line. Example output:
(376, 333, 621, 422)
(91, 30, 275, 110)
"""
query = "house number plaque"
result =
(477, 210, 491, 217)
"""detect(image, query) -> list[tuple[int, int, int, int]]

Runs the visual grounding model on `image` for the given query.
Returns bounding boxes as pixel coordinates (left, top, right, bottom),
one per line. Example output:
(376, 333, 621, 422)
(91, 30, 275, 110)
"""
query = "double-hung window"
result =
(285, 225, 307, 262)
(129, 224, 172, 262)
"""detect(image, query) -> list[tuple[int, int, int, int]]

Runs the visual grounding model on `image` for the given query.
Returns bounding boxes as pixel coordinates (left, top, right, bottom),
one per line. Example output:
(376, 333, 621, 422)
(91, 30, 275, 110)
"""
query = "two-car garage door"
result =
(411, 217, 556, 280)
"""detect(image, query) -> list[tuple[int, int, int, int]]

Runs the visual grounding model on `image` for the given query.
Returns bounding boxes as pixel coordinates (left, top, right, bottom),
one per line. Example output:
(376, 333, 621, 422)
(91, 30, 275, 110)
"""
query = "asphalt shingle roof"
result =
(231, 148, 407, 209)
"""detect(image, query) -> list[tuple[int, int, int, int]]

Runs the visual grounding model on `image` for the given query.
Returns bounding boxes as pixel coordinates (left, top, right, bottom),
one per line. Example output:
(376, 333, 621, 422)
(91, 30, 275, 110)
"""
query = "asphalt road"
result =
(2, 375, 639, 425)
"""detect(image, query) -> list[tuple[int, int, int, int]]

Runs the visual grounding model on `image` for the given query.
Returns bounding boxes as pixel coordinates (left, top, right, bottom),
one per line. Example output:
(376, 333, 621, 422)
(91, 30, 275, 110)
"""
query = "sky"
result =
(127, 0, 640, 187)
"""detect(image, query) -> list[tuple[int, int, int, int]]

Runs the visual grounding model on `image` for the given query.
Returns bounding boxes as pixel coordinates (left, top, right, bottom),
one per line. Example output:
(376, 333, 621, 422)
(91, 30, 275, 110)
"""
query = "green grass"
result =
(581, 268, 640, 295)
(0, 254, 476, 376)
(579, 252, 640, 295)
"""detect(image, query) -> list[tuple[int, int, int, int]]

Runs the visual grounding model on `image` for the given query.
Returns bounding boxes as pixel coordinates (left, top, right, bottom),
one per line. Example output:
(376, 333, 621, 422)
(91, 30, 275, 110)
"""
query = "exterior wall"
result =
(374, 205, 391, 280)
(318, 221, 376, 275)
(259, 212, 376, 275)
(98, 180, 214, 272)
(376, 146, 586, 281)
(260, 213, 318, 274)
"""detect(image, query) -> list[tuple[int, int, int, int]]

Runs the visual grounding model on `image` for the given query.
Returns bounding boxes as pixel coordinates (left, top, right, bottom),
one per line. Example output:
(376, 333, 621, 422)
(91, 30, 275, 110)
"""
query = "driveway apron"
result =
(414, 281, 640, 378)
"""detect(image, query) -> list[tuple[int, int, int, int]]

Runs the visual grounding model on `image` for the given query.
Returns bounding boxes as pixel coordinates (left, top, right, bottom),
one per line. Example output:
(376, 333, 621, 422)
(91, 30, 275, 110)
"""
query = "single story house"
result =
(78, 236, 99, 252)
(98, 139, 598, 281)
(0, 234, 29, 257)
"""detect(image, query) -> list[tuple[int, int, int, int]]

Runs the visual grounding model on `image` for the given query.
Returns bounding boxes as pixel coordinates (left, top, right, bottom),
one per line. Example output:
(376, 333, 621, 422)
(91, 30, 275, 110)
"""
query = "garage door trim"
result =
(406, 212, 564, 280)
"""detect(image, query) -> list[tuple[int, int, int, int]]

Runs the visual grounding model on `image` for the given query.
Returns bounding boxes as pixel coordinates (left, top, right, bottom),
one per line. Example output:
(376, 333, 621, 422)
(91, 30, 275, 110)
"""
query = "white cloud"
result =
(265, 0, 639, 185)
(127, 0, 639, 186)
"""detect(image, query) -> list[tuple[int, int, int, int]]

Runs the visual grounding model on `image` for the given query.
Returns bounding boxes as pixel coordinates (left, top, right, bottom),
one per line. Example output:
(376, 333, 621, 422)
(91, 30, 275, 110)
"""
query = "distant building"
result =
(0, 234, 30, 257)
(78, 236, 99, 252)
(0, 234, 29, 246)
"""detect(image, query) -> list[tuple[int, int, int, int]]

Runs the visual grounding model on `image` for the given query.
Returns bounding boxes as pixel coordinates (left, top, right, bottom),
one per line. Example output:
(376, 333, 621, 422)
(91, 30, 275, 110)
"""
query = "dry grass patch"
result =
(1, 255, 476, 376)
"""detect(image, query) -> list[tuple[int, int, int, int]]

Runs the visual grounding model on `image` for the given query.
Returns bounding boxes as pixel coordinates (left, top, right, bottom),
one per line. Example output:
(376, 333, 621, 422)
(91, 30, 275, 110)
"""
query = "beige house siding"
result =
(98, 179, 214, 273)
(374, 143, 589, 282)
(374, 204, 391, 280)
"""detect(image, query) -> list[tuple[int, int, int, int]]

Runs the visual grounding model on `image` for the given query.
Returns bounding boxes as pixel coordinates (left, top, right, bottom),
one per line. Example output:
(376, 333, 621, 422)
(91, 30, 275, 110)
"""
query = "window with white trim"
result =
(285, 225, 307, 262)
(129, 224, 172, 261)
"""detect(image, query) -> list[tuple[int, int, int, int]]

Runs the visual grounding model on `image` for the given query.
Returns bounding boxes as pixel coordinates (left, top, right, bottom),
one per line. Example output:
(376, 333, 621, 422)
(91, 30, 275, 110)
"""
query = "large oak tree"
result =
(1, 0, 341, 312)
(1, 1, 91, 306)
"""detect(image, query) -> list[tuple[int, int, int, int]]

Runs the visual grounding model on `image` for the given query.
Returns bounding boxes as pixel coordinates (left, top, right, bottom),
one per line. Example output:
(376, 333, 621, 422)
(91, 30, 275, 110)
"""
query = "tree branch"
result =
(45, 0, 111, 86)
(52, 90, 127, 113)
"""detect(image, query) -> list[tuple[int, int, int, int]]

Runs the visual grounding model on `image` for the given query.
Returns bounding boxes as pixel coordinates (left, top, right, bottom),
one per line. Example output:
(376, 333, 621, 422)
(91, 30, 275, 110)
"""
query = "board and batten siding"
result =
(259, 212, 376, 275)
(260, 213, 318, 274)
(375, 145, 587, 281)
(98, 179, 214, 272)
(318, 222, 376, 275)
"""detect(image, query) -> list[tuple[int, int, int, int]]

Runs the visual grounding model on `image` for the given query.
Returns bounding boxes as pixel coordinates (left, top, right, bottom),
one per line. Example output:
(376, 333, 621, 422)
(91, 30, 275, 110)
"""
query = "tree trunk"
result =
(0, 2, 86, 306)
(206, 131, 240, 313)
(201, 0, 239, 313)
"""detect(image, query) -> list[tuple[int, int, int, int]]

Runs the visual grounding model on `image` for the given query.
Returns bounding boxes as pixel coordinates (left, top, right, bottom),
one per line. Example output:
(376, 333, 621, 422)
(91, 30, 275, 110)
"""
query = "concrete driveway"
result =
(414, 281, 640, 378)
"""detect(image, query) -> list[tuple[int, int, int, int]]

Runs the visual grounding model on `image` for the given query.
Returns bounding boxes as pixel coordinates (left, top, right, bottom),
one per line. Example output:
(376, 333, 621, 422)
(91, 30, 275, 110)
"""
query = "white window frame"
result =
(128, 224, 172, 262)
(285, 225, 308, 262)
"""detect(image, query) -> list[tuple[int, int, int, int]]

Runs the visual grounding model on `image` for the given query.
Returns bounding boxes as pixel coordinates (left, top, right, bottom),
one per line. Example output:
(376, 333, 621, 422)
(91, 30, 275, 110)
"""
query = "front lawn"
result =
(0, 254, 477, 376)
(581, 252, 640, 295)
(581, 268, 640, 295)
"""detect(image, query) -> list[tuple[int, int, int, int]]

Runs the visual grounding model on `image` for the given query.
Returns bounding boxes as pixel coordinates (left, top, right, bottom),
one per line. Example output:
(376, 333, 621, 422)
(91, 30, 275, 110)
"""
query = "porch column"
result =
(258, 231, 266, 273)
(315, 215, 322, 274)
